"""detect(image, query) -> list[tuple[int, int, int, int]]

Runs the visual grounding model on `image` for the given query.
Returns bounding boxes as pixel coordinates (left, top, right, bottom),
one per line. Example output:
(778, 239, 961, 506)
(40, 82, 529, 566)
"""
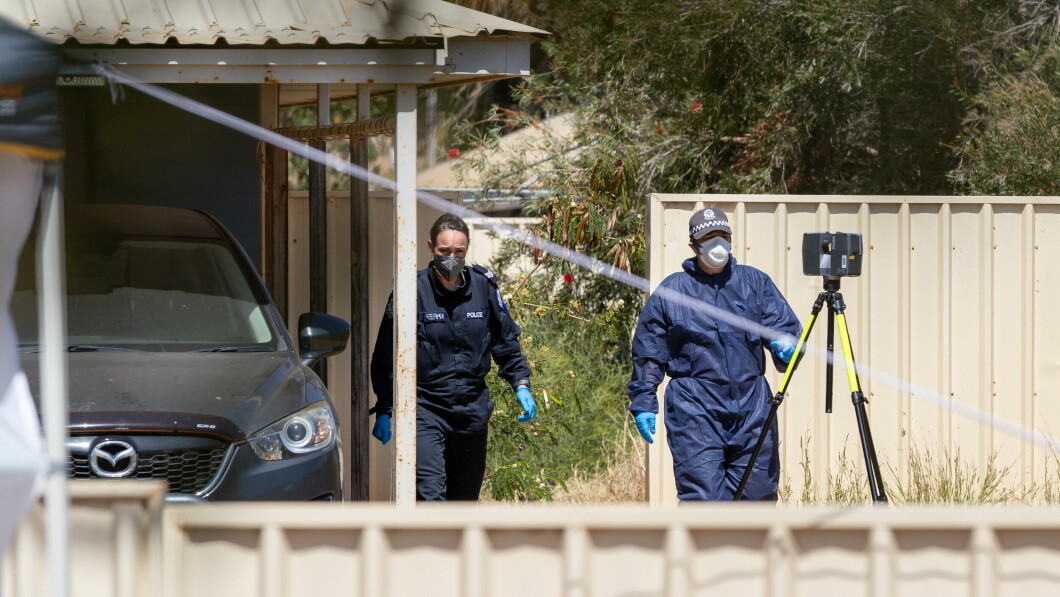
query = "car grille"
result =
(69, 447, 228, 494)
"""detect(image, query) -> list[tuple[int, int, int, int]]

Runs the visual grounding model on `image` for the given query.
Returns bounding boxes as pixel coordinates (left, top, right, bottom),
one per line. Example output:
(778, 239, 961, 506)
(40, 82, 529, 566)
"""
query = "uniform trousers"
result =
(416, 407, 489, 501)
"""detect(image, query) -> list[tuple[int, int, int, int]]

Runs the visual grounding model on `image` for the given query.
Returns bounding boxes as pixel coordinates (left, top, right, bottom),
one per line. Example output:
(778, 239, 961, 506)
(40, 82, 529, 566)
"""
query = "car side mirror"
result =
(297, 313, 350, 367)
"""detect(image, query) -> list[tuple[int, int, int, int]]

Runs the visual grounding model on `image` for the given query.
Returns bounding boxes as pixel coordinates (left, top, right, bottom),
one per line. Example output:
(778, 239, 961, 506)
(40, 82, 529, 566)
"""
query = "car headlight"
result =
(248, 402, 336, 461)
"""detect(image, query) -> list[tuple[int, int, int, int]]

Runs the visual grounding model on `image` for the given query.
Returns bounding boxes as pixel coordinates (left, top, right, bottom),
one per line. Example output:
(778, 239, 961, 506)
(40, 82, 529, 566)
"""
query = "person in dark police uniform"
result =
(369, 213, 537, 501)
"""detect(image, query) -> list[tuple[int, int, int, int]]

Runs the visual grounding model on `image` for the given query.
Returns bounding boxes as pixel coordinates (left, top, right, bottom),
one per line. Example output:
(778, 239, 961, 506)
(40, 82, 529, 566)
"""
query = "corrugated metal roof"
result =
(0, 0, 546, 46)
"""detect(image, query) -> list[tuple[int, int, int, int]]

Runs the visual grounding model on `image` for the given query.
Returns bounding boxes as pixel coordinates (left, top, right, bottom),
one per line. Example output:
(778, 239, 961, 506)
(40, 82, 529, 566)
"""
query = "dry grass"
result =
(889, 443, 1015, 504)
(551, 435, 646, 503)
(779, 436, 1060, 506)
(490, 430, 1060, 506)
(565, 434, 1060, 506)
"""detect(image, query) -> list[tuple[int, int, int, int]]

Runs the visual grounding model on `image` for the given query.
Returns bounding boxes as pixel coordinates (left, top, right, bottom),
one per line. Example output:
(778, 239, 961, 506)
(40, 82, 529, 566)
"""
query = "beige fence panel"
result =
(647, 194, 1060, 505)
(2, 481, 165, 597)
(158, 502, 1060, 597)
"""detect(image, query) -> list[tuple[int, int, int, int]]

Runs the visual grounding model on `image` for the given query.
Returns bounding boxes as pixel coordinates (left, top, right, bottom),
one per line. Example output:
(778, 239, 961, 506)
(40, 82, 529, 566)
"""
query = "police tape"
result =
(93, 63, 1060, 453)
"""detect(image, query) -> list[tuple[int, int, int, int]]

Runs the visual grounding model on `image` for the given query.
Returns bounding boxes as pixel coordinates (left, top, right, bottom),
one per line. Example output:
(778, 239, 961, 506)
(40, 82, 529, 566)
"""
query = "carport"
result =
(1, 0, 546, 505)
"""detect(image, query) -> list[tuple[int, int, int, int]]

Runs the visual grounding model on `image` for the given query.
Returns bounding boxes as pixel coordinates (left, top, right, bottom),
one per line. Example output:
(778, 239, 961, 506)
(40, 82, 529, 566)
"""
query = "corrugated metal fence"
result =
(647, 194, 1060, 504)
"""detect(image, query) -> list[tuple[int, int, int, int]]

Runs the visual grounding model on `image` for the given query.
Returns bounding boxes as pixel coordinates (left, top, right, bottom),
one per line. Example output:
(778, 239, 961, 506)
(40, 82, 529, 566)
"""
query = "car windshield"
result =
(13, 236, 278, 352)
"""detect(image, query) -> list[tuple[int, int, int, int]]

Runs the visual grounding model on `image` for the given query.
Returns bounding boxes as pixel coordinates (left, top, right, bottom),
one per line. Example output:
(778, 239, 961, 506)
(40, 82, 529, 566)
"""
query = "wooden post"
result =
(309, 85, 329, 379)
(348, 84, 372, 501)
(262, 149, 288, 326)
(260, 84, 288, 327)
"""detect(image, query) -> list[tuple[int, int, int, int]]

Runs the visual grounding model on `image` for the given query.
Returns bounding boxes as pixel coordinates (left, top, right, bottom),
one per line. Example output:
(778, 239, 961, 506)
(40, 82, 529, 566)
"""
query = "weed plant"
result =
(891, 444, 1014, 504)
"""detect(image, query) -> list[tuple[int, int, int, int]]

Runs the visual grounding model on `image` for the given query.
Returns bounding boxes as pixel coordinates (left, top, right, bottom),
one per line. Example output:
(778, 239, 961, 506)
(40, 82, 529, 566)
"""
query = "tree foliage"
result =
(469, 0, 1058, 196)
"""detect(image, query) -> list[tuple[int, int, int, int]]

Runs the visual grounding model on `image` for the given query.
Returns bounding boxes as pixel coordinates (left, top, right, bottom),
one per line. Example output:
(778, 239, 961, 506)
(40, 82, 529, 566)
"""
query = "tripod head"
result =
(822, 276, 841, 292)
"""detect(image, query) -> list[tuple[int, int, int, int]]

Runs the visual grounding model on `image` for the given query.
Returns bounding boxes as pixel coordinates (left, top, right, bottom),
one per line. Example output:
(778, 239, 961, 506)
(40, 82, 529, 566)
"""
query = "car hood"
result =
(20, 352, 310, 441)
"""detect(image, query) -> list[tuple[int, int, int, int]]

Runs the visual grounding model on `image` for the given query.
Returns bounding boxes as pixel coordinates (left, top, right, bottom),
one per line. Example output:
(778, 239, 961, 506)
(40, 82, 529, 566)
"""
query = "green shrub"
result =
(482, 269, 639, 501)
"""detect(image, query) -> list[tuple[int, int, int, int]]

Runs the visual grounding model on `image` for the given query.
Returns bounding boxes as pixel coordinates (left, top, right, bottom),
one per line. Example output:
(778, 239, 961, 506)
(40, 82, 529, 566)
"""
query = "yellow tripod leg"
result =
(834, 312, 861, 393)
(776, 311, 817, 395)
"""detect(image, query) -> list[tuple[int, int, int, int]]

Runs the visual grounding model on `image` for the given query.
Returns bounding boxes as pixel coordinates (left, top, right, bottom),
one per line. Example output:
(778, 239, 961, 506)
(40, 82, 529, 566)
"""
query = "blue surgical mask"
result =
(698, 237, 730, 269)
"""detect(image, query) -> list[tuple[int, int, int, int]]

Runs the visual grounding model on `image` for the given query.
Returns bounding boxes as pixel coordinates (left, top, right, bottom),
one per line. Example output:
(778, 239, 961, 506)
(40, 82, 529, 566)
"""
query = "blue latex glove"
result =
(372, 414, 392, 445)
(770, 339, 796, 363)
(516, 386, 537, 422)
(633, 411, 656, 444)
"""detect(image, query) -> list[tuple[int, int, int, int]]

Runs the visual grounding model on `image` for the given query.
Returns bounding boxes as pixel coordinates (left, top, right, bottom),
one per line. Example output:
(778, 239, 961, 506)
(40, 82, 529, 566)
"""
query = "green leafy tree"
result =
(950, 70, 1060, 195)
(949, 0, 1060, 195)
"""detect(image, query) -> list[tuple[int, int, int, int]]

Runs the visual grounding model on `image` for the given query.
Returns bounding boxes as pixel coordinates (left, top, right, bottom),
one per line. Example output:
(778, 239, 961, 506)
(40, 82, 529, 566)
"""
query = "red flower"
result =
(563, 273, 574, 285)
(447, 148, 461, 159)
(689, 100, 703, 112)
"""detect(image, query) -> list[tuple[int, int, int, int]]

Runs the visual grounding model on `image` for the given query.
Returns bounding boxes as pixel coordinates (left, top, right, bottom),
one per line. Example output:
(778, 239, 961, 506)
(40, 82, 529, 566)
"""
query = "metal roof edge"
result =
(0, 0, 548, 47)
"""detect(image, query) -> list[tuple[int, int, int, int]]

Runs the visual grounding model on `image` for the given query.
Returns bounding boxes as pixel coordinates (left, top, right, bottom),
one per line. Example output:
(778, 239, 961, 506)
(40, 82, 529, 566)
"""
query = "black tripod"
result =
(734, 277, 888, 503)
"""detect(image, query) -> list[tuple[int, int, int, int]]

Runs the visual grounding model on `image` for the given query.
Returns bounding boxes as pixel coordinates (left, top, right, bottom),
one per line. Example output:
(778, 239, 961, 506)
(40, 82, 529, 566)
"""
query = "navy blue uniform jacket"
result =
(370, 266, 531, 434)
(628, 257, 800, 469)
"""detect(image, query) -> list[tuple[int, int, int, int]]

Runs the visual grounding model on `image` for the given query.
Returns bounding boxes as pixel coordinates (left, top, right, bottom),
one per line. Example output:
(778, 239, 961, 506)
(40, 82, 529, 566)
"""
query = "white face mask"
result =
(698, 237, 731, 269)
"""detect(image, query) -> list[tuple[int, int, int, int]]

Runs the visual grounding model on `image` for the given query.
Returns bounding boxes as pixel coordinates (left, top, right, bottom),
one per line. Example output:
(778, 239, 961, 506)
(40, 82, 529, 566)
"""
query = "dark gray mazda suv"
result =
(13, 204, 349, 501)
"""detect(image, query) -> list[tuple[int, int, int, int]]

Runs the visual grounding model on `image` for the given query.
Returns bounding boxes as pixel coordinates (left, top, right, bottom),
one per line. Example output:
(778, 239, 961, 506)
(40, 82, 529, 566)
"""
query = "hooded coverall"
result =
(628, 257, 800, 500)
(370, 265, 530, 501)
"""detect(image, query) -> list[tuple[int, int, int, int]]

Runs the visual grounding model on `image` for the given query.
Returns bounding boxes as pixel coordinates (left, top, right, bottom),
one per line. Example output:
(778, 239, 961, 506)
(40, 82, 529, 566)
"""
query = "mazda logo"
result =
(88, 440, 138, 478)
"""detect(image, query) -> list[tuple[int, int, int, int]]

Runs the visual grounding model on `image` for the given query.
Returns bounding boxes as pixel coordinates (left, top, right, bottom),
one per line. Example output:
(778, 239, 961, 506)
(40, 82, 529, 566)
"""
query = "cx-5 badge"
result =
(89, 440, 138, 478)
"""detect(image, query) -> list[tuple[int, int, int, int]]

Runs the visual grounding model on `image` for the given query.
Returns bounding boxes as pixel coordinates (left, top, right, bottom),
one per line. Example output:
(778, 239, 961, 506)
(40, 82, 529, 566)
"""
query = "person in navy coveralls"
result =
(628, 207, 800, 501)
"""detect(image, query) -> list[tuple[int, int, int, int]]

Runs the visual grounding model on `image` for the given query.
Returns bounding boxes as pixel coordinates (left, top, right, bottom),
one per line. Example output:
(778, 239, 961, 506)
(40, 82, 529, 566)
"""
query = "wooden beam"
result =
(274, 116, 394, 141)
